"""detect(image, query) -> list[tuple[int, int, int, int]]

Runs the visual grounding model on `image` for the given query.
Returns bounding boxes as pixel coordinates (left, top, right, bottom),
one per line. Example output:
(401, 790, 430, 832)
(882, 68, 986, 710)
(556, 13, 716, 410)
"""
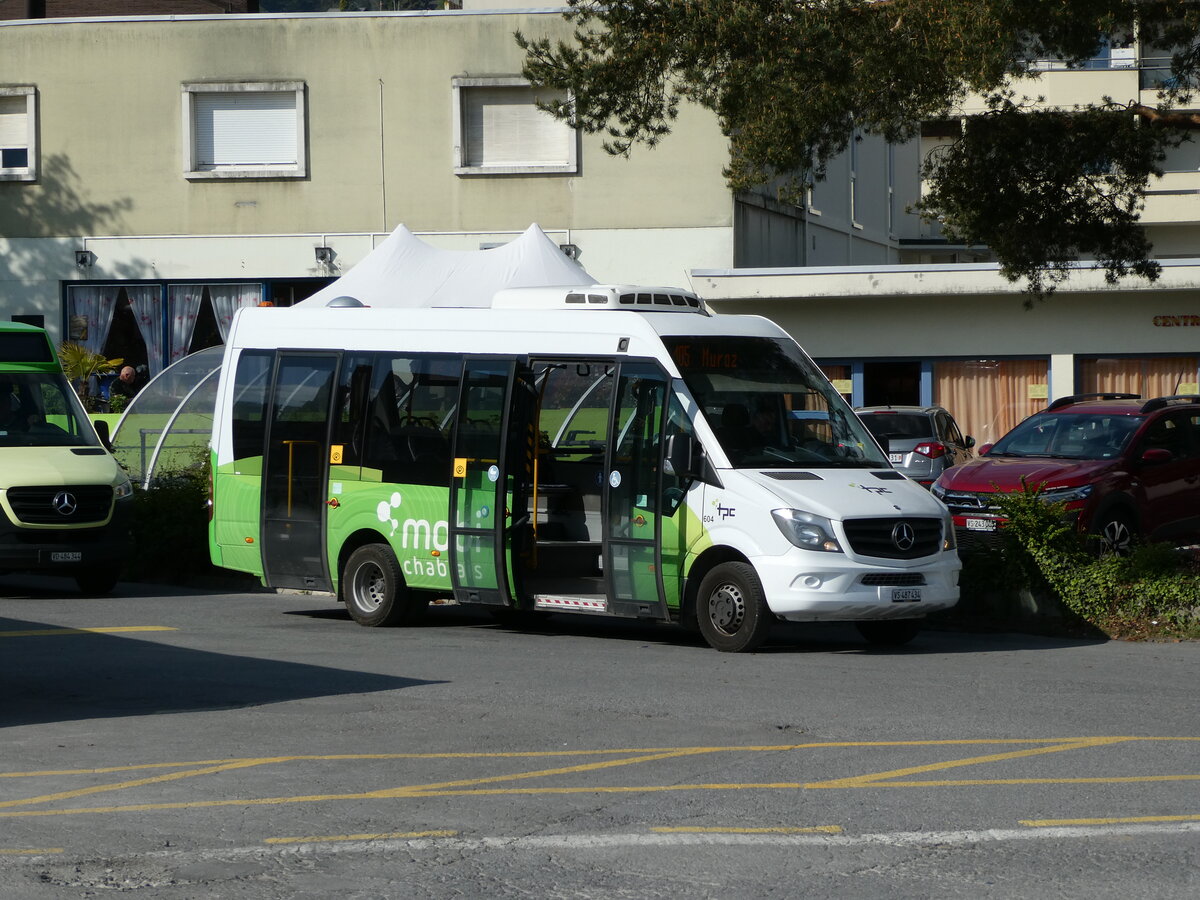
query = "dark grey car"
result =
(855, 405, 975, 487)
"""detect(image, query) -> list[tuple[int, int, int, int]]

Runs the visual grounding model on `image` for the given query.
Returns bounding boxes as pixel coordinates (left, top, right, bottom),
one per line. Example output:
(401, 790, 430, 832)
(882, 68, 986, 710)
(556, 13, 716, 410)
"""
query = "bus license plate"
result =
(50, 551, 82, 562)
(965, 518, 997, 532)
(890, 588, 922, 603)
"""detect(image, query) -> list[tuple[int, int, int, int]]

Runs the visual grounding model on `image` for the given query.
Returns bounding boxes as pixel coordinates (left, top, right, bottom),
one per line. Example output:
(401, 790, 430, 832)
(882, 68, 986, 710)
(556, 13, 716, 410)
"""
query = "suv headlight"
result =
(772, 508, 842, 553)
(930, 482, 947, 501)
(1041, 484, 1093, 504)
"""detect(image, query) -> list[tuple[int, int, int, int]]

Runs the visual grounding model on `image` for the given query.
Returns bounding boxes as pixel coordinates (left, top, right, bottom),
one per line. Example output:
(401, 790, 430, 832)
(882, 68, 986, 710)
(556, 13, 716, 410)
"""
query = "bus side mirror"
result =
(663, 432, 702, 481)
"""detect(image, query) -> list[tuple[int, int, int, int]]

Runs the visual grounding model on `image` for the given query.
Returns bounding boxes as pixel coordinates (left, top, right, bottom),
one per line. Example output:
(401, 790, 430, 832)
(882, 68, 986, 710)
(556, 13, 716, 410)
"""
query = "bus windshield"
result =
(0, 372, 102, 448)
(663, 336, 887, 468)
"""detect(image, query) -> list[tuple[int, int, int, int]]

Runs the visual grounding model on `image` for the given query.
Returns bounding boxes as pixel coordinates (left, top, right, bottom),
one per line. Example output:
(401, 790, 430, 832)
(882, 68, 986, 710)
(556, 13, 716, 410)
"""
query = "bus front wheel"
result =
(695, 562, 772, 653)
(342, 545, 421, 627)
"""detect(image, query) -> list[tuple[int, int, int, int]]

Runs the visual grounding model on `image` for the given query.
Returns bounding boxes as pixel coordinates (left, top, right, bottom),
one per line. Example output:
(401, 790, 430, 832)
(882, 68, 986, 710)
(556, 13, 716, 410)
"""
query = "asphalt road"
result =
(1, 576, 1196, 899)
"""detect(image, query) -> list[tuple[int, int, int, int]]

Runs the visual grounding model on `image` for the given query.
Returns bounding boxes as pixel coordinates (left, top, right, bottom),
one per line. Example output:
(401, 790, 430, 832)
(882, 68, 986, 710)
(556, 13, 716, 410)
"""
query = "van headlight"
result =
(943, 510, 956, 550)
(114, 475, 134, 500)
(771, 508, 842, 553)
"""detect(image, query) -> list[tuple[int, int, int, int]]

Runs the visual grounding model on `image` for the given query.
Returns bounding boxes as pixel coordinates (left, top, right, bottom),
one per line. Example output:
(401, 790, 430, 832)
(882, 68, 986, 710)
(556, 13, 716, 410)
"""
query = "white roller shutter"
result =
(193, 91, 297, 168)
(0, 95, 27, 151)
(463, 86, 570, 169)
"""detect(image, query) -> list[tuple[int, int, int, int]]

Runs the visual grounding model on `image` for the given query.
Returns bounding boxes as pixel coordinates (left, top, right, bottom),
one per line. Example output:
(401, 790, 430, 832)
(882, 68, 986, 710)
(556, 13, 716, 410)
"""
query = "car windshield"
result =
(0, 372, 102, 448)
(988, 412, 1139, 460)
(663, 336, 887, 468)
(859, 412, 932, 441)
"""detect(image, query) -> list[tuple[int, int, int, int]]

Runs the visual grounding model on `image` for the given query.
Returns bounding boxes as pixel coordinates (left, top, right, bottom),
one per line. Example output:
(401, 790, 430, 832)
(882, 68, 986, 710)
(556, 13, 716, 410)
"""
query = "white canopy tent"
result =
(297, 223, 596, 309)
(114, 225, 595, 486)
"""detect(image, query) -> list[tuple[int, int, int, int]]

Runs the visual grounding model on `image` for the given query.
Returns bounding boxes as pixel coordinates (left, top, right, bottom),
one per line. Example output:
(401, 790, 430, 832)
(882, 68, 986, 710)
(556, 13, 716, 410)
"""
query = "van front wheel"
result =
(342, 545, 421, 627)
(695, 562, 772, 653)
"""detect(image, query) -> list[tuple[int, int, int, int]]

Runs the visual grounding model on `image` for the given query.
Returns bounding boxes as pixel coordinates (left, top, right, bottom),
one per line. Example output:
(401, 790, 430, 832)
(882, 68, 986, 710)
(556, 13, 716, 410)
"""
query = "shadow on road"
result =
(0, 610, 441, 728)
(283, 601, 1109, 654)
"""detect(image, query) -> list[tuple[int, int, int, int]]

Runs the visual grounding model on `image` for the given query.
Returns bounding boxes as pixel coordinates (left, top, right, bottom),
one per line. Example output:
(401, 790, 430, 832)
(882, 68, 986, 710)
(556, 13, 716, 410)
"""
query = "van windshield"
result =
(0, 372, 102, 448)
(663, 336, 887, 468)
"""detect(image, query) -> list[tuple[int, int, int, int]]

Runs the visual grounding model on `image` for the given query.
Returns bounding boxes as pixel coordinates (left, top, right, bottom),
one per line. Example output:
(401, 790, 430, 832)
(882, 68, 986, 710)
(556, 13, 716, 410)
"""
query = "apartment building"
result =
(0, 6, 905, 383)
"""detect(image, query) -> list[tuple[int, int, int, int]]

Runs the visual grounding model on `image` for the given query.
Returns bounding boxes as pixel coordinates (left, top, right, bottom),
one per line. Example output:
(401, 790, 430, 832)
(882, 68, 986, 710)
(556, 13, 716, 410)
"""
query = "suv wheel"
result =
(1091, 509, 1137, 557)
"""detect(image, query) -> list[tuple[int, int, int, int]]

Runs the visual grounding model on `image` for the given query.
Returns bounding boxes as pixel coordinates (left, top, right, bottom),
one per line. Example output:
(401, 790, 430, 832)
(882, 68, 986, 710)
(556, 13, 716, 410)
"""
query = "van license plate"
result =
(50, 551, 82, 562)
(965, 518, 997, 532)
(890, 588, 921, 602)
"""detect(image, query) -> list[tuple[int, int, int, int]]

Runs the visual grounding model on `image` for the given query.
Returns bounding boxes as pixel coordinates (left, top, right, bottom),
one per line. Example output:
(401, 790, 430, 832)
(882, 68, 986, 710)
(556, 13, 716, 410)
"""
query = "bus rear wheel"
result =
(695, 562, 772, 653)
(342, 545, 422, 627)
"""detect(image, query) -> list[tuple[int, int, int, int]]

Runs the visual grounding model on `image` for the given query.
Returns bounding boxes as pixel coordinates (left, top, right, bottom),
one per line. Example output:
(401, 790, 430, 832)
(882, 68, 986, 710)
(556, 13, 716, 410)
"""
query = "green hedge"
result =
(958, 484, 1200, 639)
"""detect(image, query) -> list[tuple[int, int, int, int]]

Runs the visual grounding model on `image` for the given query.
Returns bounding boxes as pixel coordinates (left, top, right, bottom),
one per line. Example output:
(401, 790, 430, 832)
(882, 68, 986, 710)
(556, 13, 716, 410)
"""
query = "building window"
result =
(452, 76, 576, 175)
(933, 358, 1049, 447)
(182, 82, 306, 179)
(1079, 356, 1200, 398)
(0, 86, 35, 182)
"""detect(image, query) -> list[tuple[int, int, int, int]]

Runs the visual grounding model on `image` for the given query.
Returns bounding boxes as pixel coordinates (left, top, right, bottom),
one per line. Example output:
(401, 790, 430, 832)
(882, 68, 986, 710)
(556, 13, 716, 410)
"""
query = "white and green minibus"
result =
(209, 286, 960, 651)
(0, 322, 134, 593)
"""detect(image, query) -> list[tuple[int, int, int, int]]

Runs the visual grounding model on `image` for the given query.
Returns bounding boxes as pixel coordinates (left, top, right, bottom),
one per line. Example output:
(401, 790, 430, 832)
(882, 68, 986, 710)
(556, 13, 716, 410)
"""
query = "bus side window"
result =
(363, 354, 457, 487)
(231, 350, 273, 463)
(662, 395, 694, 515)
(331, 356, 373, 468)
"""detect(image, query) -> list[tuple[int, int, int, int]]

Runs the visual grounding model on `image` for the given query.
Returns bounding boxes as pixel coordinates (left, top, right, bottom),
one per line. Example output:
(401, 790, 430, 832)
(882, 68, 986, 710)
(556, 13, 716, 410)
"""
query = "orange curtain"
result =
(1078, 357, 1198, 398)
(933, 359, 1048, 447)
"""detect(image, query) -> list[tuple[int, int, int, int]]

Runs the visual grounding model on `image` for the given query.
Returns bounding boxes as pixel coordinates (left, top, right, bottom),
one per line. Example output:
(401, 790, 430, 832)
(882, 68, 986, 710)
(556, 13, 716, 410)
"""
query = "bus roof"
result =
(226, 301, 787, 370)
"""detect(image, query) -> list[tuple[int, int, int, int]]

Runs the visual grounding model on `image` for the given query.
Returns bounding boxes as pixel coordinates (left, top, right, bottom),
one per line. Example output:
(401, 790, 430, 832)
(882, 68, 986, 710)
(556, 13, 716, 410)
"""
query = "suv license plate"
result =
(965, 518, 997, 532)
(890, 588, 922, 603)
(50, 551, 82, 562)
(888, 453, 904, 464)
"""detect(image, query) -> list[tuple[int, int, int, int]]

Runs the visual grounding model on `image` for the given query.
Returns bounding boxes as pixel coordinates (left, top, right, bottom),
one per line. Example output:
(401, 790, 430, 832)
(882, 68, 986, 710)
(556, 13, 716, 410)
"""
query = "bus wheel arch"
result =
(340, 539, 424, 627)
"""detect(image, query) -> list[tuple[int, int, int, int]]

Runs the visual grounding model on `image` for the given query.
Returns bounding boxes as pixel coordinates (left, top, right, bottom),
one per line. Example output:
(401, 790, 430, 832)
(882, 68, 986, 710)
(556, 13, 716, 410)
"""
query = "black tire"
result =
(1090, 508, 1137, 557)
(695, 561, 772, 652)
(341, 544, 422, 627)
(856, 619, 921, 647)
(75, 565, 121, 595)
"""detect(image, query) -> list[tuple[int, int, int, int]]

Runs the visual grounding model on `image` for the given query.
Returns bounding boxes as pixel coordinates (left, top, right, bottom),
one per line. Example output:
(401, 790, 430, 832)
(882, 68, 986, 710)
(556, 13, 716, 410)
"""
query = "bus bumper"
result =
(755, 550, 960, 622)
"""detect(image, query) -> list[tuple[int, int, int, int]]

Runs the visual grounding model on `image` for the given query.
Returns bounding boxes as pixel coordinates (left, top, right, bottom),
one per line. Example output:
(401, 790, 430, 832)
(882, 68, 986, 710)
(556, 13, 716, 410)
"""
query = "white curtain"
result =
(167, 284, 204, 367)
(209, 283, 263, 341)
(66, 285, 119, 355)
(126, 285, 164, 377)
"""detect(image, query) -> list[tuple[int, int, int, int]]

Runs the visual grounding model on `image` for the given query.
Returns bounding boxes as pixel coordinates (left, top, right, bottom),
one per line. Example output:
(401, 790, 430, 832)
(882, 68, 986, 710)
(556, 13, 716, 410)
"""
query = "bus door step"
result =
(534, 594, 608, 613)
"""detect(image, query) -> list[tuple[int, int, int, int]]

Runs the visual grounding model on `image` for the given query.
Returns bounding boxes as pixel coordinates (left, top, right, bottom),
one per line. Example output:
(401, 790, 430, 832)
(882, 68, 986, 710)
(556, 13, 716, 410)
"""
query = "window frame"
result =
(181, 81, 307, 180)
(451, 75, 578, 176)
(0, 85, 36, 182)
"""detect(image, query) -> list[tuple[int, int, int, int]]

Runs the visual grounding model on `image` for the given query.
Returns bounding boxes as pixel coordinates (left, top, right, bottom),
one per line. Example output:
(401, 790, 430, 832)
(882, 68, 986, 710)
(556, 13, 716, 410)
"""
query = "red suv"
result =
(931, 393, 1200, 554)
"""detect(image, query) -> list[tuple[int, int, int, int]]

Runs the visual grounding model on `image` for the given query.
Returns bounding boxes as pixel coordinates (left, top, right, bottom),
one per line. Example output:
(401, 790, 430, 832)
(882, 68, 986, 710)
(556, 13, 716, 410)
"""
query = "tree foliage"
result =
(518, 0, 1200, 296)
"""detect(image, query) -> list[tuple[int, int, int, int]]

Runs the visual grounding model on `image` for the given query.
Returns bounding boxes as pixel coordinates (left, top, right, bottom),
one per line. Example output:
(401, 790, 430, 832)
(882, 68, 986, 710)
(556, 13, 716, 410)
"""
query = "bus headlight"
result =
(772, 508, 842, 553)
(943, 510, 956, 550)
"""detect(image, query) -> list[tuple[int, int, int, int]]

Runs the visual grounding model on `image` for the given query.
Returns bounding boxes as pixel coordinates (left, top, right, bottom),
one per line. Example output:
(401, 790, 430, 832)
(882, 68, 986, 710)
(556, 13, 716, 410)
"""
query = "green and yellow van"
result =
(0, 323, 133, 593)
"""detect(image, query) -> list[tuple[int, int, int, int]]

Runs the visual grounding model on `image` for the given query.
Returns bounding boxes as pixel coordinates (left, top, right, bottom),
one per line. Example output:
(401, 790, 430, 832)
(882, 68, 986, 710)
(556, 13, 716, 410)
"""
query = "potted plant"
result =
(57, 342, 123, 412)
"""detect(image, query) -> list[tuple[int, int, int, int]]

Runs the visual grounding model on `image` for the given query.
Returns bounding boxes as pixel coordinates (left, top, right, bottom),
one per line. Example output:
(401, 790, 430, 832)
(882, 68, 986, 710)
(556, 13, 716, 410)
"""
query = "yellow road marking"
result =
(806, 737, 1133, 789)
(653, 826, 843, 834)
(2, 739, 1195, 820)
(265, 829, 458, 845)
(0, 848, 62, 854)
(1022, 814, 1200, 827)
(0, 626, 176, 638)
